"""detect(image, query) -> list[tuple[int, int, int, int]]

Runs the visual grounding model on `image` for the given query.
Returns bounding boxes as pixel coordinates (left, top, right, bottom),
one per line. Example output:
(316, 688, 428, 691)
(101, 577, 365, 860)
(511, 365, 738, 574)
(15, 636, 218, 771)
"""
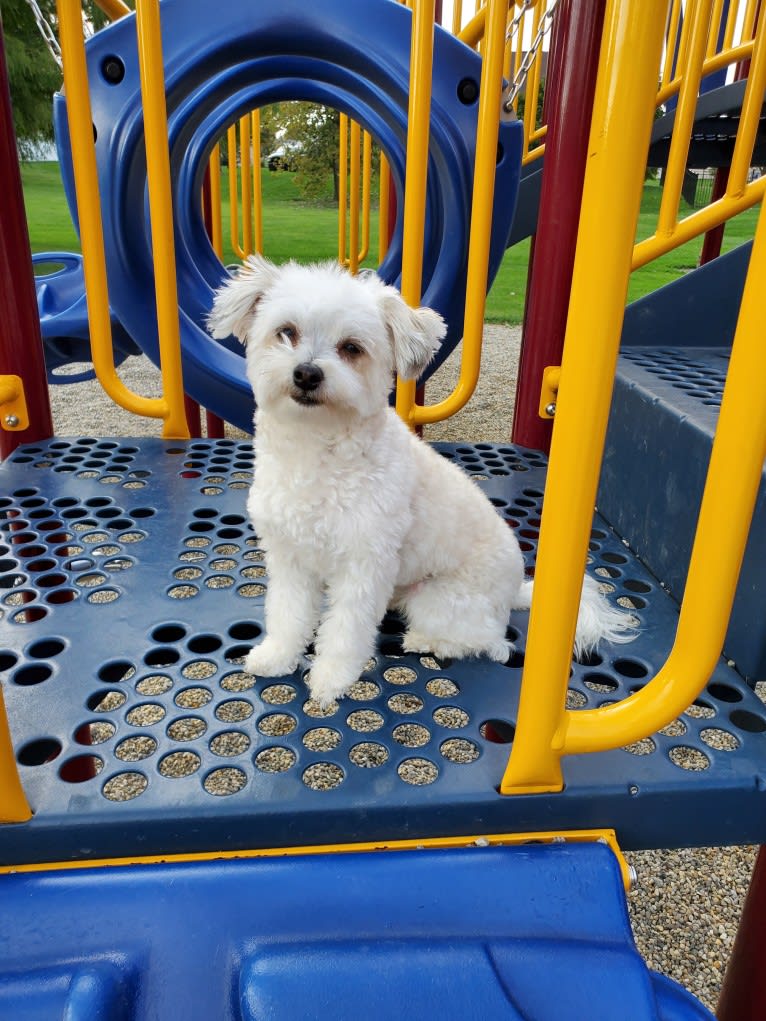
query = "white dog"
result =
(208, 256, 634, 706)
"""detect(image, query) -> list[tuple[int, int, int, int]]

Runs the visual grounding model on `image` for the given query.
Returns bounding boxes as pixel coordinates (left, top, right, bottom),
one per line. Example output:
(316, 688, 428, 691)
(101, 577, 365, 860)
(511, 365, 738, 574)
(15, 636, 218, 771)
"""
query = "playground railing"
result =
(502, 0, 766, 793)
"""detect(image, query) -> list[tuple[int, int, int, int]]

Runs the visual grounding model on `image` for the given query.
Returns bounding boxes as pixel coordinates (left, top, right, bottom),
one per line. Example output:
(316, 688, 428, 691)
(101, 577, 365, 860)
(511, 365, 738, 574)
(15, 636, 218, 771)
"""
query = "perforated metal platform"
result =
(1, 437, 766, 864)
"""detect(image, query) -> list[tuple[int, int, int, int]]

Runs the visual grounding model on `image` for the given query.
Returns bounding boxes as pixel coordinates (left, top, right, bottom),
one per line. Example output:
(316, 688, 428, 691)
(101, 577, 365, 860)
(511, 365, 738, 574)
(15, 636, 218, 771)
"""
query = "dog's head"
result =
(207, 255, 445, 420)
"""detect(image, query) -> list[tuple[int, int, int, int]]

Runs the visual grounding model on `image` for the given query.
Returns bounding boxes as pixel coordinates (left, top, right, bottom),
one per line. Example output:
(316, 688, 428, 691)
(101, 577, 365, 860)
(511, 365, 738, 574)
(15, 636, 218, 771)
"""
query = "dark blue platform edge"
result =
(0, 438, 765, 865)
(0, 843, 713, 1021)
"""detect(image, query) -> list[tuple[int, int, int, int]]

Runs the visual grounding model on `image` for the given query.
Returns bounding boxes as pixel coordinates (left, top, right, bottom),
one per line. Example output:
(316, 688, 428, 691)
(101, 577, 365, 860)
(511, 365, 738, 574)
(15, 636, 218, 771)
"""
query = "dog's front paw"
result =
(244, 640, 300, 678)
(306, 660, 354, 709)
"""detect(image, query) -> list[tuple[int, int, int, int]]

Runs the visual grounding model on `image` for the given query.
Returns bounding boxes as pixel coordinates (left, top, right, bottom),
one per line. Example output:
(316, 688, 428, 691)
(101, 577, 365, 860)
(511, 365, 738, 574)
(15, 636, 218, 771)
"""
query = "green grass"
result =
(21, 162, 761, 325)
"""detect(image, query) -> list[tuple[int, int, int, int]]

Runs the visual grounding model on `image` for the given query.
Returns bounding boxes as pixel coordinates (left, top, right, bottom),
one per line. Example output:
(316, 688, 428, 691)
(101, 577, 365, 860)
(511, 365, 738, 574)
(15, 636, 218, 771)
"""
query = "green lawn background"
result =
(21, 162, 760, 325)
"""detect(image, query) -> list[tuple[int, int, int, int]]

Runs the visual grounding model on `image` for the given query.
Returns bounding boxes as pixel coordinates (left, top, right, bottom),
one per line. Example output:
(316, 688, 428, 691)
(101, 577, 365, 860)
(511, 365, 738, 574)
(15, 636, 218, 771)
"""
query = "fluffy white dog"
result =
(208, 256, 634, 706)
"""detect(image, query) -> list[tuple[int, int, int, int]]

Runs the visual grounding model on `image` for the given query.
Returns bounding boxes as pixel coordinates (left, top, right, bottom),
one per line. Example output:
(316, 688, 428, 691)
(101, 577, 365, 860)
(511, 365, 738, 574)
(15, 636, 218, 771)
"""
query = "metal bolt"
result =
(4, 414, 19, 428)
(628, 865, 638, 887)
(544, 402, 556, 417)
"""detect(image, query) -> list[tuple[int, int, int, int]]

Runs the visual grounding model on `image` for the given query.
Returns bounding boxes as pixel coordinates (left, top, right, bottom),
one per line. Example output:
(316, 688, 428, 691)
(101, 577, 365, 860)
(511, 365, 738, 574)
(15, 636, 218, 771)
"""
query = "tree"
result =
(2, 0, 114, 158)
(277, 102, 343, 202)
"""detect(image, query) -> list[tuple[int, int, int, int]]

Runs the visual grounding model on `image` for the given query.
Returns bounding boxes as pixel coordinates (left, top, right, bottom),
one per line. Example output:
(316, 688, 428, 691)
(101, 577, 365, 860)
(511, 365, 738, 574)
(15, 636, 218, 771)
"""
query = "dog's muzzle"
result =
(292, 363, 324, 404)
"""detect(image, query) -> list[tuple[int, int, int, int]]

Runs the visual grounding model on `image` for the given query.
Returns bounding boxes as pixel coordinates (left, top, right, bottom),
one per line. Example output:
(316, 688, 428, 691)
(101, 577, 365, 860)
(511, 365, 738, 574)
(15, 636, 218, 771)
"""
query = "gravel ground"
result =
(46, 326, 757, 1014)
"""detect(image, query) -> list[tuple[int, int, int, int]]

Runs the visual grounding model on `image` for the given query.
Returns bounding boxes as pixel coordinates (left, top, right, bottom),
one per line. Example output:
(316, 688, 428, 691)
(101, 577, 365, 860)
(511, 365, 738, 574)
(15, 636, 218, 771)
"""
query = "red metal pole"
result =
(698, 166, 730, 265)
(716, 846, 766, 1020)
(0, 18, 54, 458)
(510, 0, 607, 452)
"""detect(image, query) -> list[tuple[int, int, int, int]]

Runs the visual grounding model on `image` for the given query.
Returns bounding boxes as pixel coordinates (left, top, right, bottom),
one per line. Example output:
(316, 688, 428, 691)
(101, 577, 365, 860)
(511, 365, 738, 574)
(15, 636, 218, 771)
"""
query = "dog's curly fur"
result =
(208, 256, 634, 706)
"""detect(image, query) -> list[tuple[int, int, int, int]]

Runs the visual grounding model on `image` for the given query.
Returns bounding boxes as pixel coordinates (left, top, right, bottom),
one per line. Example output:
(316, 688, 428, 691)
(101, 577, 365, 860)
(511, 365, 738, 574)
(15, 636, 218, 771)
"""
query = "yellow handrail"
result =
(359, 129, 372, 263)
(379, 152, 392, 263)
(208, 144, 223, 259)
(55, 0, 189, 437)
(396, 0, 510, 424)
(349, 119, 361, 274)
(228, 124, 244, 258)
(502, 0, 766, 793)
(94, 0, 131, 19)
(338, 113, 349, 265)
(251, 110, 264, 254)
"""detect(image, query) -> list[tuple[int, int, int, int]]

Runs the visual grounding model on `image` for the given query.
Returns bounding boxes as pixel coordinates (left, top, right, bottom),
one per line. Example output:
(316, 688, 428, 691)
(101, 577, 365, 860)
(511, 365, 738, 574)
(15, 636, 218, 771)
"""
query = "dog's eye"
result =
(278, 325, 298, 347)
(339, 340, 363, 358)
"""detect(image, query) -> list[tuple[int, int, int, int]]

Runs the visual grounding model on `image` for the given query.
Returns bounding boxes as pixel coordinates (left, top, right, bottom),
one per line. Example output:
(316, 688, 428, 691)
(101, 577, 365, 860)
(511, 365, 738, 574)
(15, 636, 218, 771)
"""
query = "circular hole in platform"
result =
(432, 706, 469, 728)
(708, 682, 743, 703)
(440, 738, 479, 763)
(303, 696, 339, 719)
(622, 737, 656, 756)
(217, 699, 255, 723)
(229, 621, 261, 641)
(98, 660, 136, 684)
(74, 720, 116, 745)
(86, 588, 120, 605)
(102, 772, 149, 801)
(27, 637, 65, 658)
(115, 735, 158, 761)
(392, 723, 430, 748)
(659, 718, 687, 738)
(126, 703, 166, 727)
(480, 719, 515, 743)
(504, 648, 525, 669)
(0, 651, 19, 672)
(668, 746, 710, 771)
(151, 623, 187, 643)
(174, 686, 212, 709)
(59, 754, 104, 782)
(167, 716, 207, 742)
(136, 674, 172, 696)
(158, 750, 201, 777)
(613, 658, 648, 679)
(347, 709, 384, 732)
(388, 693, 423, 714)
(203, 767, 247, 796)
(168, 584, 199, 599)
(256, 711, 295, 736)
(303, 727, 342, 752)
(210, 730, 250, 757)
(383, 666, 417, 686)
(87, 689, 126, 712)
(349, 742, 388, 767)
(17, 737, 62, 765)
(426, 677, 459, 698)
(583, 672, 619, 694)
(700, 727, 739, 751)
(26, 558, 56, 574)
(729, 709, 766, 734)
(397, 757, 438, 785)
(220, 670, 256, 692)
(144, 647, 180, 668)
(255, 746, 296, 773)
(13, 663, 53, 686)
(237, 583, 266, 598)
(302, 761, 344, 790)
(624, 579, 652, 594)
(347, 679, 380, 701)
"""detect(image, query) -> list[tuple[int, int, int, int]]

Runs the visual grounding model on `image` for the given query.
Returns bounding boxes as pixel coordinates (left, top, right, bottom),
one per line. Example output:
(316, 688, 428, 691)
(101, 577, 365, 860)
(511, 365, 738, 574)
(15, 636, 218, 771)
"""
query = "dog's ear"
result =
(380, 289, 446, 380)
(207, 254, 280, 344)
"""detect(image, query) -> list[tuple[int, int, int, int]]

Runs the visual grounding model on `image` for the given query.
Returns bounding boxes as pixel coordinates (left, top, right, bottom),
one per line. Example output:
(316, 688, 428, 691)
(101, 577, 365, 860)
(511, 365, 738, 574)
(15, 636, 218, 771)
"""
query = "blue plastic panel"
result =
(52, 0, 522, 431)
(600, 347, 766, 680)
(1, 439, 766, 865)
(0, 843, 713, 1020)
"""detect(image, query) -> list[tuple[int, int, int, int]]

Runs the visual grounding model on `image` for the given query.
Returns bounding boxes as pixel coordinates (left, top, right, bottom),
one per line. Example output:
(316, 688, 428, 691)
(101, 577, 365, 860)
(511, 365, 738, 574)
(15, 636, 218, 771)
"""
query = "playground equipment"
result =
(1, 0, 765, 1017)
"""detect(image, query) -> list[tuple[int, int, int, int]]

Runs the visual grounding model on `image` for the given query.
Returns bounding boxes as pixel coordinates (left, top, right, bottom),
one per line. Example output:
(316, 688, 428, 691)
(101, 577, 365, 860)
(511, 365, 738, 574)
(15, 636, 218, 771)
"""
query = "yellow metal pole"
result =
(55, 0, 180, 425)
(662, 0, 683, 86)
(395, 0, 437, 419)
(251, 110, 264, 254)
(0, 685, 32, 823)
(338, 114, 349, 264)
(208, 144, 223, 259)
(93, 0, 130, 19)
(349, 120, 361, 274)
(239, 114, 253, 258)
(501, 0, 668, 794)
(405, 0, 510, 425)
(228, 124, 245, 259)
(728, 16, 766, 194)
(708, 0, 726, 57)
(358, 130, 372, 263)
(563, 194, 766, 754)
(452, 0, 464, 33)
(378, 152, 392, 263)
(134, 0, 190, 438)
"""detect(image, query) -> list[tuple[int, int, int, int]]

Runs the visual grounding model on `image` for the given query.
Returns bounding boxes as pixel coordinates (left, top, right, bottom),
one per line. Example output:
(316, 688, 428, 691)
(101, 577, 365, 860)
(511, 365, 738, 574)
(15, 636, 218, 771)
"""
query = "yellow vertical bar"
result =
(251, 110, 263, 254)
(395, 0, 437, 419)
(708, 0, 726, 56)
(722, 0, 738, 50)
(657, 0, 714, 238)
(134, 0, 190, 438)
(0, 685, 32, 823)
(208, 144, 223, 259)
(228, 124, 245, 259)
(662, 0, 683, 85)
(378, 152, 392, 262)
(501, 0, 667, 794)
(239, 115, 253, 258)
(55, 0, 178, 423)
(727, 17, 766, 194)
(452, 0, 463, 33)
(522, 2, 544, 150)
(349, 120, 361, 274)
(359, 130, 372, 263)
(742, 0, 759, 40)
(338, 114, 349, 264)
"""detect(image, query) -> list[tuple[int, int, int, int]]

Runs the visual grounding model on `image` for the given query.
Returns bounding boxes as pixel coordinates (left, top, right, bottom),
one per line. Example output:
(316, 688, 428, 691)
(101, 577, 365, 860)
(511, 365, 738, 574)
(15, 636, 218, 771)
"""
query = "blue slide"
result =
(52, 0, 522, 433)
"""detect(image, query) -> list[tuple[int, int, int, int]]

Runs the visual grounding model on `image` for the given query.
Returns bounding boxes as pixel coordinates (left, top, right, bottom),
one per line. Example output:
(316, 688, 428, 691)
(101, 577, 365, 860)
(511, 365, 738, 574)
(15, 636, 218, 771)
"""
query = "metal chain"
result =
(23, 0, 63, 68)
(504, 0, 562, 112)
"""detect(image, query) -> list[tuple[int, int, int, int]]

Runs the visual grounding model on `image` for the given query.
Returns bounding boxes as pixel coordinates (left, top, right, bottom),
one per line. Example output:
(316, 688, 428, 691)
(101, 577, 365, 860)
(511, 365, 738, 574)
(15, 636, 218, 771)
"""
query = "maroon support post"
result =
(0, 18, 54, 458)
(510, 0, 607, 453)
(716, 846, 766, 1020)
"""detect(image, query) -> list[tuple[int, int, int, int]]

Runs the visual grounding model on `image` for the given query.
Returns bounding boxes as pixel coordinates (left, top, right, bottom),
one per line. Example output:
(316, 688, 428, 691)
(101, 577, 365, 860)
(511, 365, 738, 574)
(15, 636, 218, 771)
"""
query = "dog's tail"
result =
(514, 576, 637, 657)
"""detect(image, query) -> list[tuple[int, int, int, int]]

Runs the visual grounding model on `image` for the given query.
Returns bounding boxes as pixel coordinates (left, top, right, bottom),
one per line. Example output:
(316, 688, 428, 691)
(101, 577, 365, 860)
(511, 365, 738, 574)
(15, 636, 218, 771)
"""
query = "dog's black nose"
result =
(293, 363, 324, 391)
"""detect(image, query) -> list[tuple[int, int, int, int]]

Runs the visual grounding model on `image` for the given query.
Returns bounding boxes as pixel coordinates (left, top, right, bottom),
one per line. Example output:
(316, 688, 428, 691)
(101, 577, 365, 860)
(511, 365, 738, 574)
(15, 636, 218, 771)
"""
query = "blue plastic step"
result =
(600, 346, 766, 680)
(1, 438, 766, 864)
(0, 842, 713, 1020)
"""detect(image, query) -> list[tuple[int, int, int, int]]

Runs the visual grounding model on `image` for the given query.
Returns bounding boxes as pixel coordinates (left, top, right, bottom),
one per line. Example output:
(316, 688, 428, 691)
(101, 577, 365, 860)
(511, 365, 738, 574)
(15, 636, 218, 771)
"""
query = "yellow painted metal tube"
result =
(457, 5, 486, 48)
(208, 144, 223, 259)
(0, 685, 32, 823)
(134, 0, 190, 439)
(501, 0, 668, 795)
(378, 152, 391, 263)
(722, 0, 739, 50)
(662, 0, 683, 86)
(708, 0, 726, 57)
(728, 18, 766, 195)
(239, 114, 253, 258)
(452, 0, 464, 33)
(403, 0, 510, 425)
(395, 0, 437, 419)
(359, 130, 372, 263)
(632, 177, 766, 268)
(563, 196, 766, 756)
(349, 120, 361, 274)
(93, 0, 130, 20)
(656, 41, 754, 105)
(657, 0, 714, 239)
(55, 0, 179, 425)
(743, 0, 760, 40)
(338, 113, 349, 265)
(228, 124, 245, 260)
(251, 111, 263, 254)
